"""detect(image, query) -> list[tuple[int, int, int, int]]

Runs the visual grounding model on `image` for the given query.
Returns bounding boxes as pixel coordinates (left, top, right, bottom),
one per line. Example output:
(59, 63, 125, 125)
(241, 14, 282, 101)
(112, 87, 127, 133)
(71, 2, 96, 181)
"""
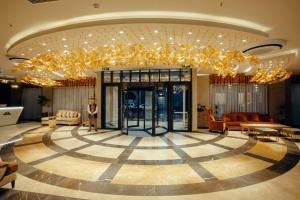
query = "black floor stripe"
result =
(161, 136, 218, 181)
(97, 137, 142, 182)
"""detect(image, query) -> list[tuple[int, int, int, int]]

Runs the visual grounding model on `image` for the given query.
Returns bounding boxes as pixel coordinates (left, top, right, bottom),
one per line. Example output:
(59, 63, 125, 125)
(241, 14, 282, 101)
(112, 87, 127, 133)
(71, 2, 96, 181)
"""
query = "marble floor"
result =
(0, 125, 300, 199)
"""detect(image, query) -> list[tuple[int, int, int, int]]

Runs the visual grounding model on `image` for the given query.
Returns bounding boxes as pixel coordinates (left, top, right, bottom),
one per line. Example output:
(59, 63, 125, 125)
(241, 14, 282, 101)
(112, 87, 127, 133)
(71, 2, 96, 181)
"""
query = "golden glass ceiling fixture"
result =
(250, 56, 293, 84)
(13, 44, 262, 87)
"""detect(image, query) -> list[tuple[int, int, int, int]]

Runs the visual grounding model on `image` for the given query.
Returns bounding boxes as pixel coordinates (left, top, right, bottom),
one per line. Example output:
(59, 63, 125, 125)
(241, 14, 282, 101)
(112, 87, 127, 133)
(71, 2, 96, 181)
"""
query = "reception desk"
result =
(0, 107, 23, 127)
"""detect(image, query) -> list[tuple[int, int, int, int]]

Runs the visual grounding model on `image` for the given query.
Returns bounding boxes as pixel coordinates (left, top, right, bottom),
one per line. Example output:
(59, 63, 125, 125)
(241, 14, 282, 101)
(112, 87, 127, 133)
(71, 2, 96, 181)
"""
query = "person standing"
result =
(87, 97, 98, 132)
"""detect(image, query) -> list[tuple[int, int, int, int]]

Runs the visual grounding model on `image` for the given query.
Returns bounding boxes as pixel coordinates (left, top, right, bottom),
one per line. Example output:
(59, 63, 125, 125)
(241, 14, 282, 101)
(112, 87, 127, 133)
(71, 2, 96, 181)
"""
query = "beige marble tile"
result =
(16, 132, 44, 146)
(27, 126, 51, 134)
(227, 131, 249, 139)
(215, 137, 247, 148)
(53, 138, 88, 150)
(247, 141, 287, 161)
(76, 145, 124, 158)
(83, 132, 120, 141)
(51, 131, 73, 140)
(103, 135, 135, 146)
(128, 149, 180, 160)
(182, 144, 228, 158)
(201, 154, 272, 180)
(14, 143, 57, 163)
(112, 164, 204, 185)
(35, 155, 110, 181)
(55, 126, 76, 131)
(165, 133, 199, 145)
(183, 132, 218, 141)
(137, 137, 168, 147)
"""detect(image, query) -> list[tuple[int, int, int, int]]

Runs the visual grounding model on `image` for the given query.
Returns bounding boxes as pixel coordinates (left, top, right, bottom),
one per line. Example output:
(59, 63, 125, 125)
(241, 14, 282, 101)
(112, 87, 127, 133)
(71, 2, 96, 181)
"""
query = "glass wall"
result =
(102, 69, 192, 133)
(172, 84, 190, 131)
(105, 86, 119, 128)
(155, 86, 168, 134)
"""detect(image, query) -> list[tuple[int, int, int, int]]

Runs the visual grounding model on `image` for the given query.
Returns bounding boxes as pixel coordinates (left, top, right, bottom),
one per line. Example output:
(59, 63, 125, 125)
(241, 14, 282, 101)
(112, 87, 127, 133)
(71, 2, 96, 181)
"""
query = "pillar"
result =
(95, 72, 102, 128)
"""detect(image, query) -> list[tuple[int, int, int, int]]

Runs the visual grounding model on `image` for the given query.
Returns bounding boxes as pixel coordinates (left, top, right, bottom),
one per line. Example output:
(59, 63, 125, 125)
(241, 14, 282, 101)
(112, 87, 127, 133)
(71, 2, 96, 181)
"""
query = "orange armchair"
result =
(205, 108, 224, 133)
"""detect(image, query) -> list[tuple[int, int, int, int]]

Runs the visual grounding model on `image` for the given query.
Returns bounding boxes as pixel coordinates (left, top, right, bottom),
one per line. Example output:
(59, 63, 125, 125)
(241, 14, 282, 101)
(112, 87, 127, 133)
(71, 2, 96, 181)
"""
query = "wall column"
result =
(95, 72, 102, 128)
(191, 68, 198, 131)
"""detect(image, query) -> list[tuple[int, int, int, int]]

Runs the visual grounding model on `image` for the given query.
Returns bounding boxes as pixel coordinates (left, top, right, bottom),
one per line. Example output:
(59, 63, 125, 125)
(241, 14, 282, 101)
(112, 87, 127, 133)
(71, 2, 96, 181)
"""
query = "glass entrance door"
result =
(122, 87, 154, 136)
(154, 86, 168, 135)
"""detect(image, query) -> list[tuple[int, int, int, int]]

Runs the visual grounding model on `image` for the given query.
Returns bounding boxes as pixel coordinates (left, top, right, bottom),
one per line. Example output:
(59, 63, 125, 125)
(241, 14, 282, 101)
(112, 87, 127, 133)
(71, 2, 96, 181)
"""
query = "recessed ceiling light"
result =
(242, 39, 247, 43)
(119, 30, 124, 34)
(169, 37, 173, 40)
(28, 48, 32, 51)
(128, 43, 132, 45)
(84, 41, 88, 44)
(219, 42, 224, 45)
(112, 38, 116, 41)
(88, 34, 93, 37)
(154, 30, 159, 34)
(188, 32, 193, 35)
(196, 39, 200, 43)
(62, 38, 67, 41)
(21, 53, 25, 56)
(47, 49, 51, 52)
(64, 45, 68, 48)
(37, 53, 41, 56)
(218, 34, 223, 38)
(103, 44, 108, 47)
(140, 37, 145, 40)
(37, 69, 42, 72)
(153, 42, 158, 46)
(41, 43, 47, 46)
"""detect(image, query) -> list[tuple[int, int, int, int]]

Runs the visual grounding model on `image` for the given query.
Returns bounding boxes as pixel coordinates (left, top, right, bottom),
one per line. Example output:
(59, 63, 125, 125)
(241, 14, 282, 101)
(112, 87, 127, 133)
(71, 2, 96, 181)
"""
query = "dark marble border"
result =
(0, 126, 299, 196)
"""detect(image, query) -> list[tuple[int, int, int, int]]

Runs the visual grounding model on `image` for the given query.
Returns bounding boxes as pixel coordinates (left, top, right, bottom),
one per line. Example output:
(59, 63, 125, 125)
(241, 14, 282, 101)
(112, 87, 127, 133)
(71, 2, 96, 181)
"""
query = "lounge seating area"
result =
(223, 112, 276, 131)
(41, 110, 81, 126)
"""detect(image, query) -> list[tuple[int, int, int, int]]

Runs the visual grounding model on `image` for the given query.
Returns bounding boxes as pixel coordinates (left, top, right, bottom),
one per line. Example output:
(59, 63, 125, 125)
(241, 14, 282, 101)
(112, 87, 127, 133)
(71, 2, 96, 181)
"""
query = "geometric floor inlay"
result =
(1, 125, 300, 196)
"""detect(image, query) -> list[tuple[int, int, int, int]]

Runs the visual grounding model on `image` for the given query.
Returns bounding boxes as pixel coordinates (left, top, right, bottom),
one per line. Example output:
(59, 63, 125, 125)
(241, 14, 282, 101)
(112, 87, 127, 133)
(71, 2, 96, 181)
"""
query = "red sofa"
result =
(222, 112, 276, 131)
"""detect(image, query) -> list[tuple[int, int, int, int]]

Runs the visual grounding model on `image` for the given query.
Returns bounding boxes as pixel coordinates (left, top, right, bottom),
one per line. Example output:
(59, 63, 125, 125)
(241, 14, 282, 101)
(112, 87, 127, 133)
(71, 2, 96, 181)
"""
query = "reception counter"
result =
(0, 107, 23, 127)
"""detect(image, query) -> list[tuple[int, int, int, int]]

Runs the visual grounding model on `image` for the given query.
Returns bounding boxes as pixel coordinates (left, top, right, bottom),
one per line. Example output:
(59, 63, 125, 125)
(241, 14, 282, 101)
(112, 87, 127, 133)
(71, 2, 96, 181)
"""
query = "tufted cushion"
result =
(239, 114, 248, 122)
(223, 116, 231, 122)
(73, 112, 78, 118)
(250, 114, 260, 122)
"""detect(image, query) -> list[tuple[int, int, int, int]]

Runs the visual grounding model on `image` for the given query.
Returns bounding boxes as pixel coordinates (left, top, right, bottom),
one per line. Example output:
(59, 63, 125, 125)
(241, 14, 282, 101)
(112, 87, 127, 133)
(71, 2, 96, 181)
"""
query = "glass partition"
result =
(154, 86, 168, 135)
(113, 71, 120, 82)
(103, 71, 111, 83)
(140, 70, 150, 82)
(131, 70, 140, 82)
(144, 89, 153, 134)
(122, 71, 130, 82)
(181, 69, 191, 81)
(170, 70, 180, 81)
(160, 70, 169, 82)
(150, 70, 159, 82)
(105, 86, 119, 128)
(172, 84, 189, 131)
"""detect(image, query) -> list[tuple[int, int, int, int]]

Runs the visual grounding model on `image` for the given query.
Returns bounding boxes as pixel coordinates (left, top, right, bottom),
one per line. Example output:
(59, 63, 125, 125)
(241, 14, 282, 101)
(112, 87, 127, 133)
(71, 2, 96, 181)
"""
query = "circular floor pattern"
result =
(1, 126, 300, 196)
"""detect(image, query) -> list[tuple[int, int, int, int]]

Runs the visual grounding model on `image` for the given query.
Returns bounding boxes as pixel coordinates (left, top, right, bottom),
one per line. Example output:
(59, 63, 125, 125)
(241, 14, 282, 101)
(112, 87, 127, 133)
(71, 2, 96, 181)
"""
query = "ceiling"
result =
(1, 0, 300, 76)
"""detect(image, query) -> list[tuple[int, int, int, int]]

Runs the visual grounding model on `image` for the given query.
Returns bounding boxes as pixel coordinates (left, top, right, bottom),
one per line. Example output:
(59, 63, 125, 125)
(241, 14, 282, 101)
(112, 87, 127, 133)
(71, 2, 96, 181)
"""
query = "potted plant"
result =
(37, 95, 50, 117)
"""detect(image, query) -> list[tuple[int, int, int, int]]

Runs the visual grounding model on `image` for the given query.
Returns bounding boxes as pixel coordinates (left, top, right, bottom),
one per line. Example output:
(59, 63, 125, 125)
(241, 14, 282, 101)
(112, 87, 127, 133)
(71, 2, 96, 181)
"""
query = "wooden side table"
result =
(255, 128, 279, 141)
(281, 128, 300, 140)
(48, 116, 57, 128)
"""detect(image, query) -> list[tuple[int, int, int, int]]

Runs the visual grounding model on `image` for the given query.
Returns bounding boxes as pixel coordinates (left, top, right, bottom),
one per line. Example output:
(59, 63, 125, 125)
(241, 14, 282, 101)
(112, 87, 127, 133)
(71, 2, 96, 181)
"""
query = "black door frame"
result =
(101, 69, 192, 134)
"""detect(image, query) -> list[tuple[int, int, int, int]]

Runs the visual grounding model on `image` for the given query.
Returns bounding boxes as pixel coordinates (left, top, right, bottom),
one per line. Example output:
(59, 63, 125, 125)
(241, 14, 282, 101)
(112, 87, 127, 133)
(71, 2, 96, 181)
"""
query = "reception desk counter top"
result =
(0, 107, 23, 127)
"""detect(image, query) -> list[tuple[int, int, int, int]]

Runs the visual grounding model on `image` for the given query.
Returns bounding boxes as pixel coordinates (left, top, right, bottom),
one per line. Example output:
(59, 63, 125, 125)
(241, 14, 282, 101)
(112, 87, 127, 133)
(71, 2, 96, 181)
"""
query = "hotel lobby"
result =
(1, 0, 300, 199)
